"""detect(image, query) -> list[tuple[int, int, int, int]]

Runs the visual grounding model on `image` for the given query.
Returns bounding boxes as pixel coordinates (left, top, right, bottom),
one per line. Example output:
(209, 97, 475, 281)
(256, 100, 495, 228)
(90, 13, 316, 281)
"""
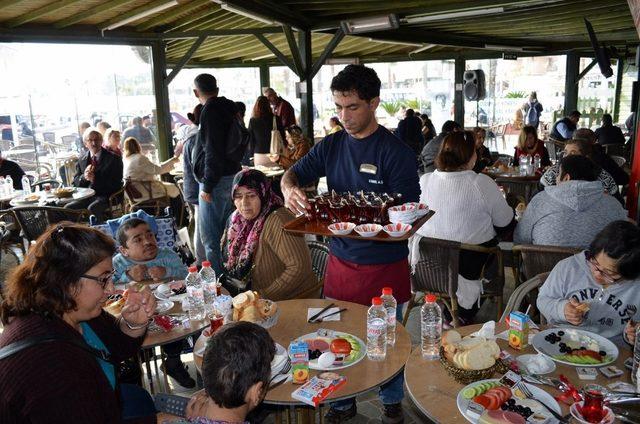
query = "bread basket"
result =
(439, 347, 508, 384)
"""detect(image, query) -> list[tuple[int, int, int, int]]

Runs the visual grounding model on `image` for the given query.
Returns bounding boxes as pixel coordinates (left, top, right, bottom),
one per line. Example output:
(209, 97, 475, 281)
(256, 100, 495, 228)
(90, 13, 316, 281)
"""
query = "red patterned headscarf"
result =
(221, 169, 283, 280)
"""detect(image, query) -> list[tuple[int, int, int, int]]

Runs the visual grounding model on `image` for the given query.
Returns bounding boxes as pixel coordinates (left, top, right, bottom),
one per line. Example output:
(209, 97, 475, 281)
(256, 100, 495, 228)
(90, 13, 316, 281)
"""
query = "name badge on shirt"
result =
(359, 163, 377, 175)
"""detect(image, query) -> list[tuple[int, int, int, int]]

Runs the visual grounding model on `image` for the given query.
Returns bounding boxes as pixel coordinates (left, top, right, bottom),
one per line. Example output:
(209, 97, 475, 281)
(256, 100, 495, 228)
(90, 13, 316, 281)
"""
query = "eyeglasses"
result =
(81, 270, 115, 290)
(586, 252, 621, 284)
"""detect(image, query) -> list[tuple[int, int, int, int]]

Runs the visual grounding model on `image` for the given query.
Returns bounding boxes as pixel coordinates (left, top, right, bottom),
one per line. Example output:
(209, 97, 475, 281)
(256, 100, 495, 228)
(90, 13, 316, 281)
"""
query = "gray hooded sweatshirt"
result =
(537, 251, 639, 340)
(514, 180, 627, 249)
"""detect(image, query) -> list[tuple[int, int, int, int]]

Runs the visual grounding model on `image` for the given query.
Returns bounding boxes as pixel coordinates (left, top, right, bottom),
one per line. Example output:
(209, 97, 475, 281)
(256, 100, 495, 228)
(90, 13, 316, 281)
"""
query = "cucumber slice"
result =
(463, 388, 477, 399)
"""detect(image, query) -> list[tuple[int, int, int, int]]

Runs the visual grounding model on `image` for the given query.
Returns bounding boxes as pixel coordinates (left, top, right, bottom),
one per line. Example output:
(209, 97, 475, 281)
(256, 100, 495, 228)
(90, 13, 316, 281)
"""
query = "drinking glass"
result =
(581, 384, 606, 423)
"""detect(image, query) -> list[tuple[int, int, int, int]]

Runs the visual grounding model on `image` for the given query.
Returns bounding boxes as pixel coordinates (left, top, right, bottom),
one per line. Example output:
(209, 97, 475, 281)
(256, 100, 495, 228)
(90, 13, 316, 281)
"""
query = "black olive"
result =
(558, 331, 565, 336)
(599, 351, 606, 357)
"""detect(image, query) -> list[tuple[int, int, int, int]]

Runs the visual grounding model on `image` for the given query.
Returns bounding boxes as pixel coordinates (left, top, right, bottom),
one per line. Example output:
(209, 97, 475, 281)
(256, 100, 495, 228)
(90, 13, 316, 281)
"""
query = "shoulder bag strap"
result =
(0, 334, 114, 363)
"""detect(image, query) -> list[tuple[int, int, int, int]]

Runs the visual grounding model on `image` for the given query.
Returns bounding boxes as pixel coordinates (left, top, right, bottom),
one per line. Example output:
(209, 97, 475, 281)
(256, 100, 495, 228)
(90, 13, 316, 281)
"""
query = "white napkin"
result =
(469, 320, 496, 339)
(307, 307, 341, 322)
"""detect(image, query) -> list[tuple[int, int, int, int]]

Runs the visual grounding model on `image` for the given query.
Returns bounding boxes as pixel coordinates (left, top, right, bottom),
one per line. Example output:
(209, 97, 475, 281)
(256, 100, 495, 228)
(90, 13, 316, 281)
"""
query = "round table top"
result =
(404, 324, 633, 423)
(4, 148, 35, 156)
(482, 168, 541, 182)
(193, 298, 412, 406)
(142, 300, 209, 349)
(9, 187, 95, 207)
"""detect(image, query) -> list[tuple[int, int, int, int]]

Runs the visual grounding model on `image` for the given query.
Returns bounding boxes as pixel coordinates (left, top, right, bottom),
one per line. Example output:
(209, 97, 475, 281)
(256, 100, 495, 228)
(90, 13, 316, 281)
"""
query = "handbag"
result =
(269, 115, 284, 155)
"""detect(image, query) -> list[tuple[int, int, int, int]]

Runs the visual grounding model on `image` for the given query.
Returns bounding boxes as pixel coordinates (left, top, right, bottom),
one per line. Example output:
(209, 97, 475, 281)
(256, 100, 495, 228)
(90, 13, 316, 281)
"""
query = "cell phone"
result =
(154, 393, 189, 417)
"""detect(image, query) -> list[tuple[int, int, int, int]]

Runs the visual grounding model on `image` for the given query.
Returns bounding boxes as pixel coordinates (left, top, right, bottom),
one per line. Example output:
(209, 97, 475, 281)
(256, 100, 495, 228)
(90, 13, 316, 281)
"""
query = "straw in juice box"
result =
(508, 311, 529, 350)
(289, 341, 309, 384)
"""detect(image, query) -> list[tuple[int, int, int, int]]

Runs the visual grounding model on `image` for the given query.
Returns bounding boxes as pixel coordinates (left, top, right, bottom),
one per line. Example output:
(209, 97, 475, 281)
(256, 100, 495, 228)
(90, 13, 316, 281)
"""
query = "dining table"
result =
(9, 186, 95, 207)
(404, 323, 633, 423)
(192, 298, 412, 423)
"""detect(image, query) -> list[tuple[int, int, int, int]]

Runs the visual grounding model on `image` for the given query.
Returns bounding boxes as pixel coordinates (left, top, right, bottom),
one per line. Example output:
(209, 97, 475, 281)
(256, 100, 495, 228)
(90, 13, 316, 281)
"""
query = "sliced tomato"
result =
(575, 349, 603, 361)
(484, 392, 502, 410)
(494, 386, 512, 401)
(486, 388, 506, 404)
(473, 394, 492, 409)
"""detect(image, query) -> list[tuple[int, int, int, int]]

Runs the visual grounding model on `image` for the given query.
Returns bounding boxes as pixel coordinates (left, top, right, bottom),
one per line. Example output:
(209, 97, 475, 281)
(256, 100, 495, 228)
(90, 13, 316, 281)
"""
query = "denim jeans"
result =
(120, 383, 156, 421)
(198, 176, 235, 275)
(330, 304, 405, 410)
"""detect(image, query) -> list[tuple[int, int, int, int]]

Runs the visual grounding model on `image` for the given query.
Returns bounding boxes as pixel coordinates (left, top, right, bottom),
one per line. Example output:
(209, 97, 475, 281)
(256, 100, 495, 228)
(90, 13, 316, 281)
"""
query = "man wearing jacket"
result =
(66, 128, 123, 223)
(193, 73, 240, 274)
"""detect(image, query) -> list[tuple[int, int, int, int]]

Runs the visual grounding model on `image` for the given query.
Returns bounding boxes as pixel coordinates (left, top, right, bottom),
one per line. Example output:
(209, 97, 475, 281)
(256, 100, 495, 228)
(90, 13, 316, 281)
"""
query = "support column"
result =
(454, 57, 465, 126)
(298, 30, 314, 140)
(259, 64, 270, 91)
(613, 58, 624, 122)
(564, 51, 580, 115)
(151, 41, 171, 161)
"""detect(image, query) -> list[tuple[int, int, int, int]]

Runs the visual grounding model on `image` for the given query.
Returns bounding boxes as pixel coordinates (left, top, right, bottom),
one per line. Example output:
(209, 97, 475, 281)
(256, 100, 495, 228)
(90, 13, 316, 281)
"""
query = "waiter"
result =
(282, 64, 419, 424)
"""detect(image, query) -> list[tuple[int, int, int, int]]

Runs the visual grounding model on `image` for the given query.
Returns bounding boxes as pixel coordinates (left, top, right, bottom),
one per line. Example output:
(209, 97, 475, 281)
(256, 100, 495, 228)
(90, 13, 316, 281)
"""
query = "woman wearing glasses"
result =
(537, 220, 640, 345)
(0, 223, 157, 423)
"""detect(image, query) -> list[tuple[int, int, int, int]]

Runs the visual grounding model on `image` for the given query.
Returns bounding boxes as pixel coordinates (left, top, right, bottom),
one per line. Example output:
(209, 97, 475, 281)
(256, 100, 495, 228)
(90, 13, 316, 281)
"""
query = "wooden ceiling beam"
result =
(101, 0, 180, 30)
(211, 0, 310, 29)
(55, 0, 135, 28)
(136, 0, 211, 31)
(6, 0, 87, 28)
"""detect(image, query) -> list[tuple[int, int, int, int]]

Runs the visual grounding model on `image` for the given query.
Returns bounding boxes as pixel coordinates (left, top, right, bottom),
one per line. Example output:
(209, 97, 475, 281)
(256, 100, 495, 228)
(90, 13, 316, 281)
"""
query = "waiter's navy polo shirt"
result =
(291, 125, 420, 265)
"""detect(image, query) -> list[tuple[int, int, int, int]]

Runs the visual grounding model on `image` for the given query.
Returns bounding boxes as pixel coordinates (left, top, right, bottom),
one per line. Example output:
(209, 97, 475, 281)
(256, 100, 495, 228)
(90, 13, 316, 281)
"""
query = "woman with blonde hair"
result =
(512, 125, 551, 167)
(122, 136, 182, 199)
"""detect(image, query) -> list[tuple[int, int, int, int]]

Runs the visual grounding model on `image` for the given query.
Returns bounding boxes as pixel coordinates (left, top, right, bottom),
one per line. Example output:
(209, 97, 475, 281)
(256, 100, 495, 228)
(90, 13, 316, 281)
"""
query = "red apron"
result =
(324, 255, 411, 306)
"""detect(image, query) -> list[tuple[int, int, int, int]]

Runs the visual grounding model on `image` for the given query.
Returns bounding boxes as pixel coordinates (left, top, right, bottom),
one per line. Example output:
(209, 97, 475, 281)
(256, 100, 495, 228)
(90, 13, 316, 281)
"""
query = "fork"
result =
(268, 359, 291, 388)
(516, 381, 569, 423)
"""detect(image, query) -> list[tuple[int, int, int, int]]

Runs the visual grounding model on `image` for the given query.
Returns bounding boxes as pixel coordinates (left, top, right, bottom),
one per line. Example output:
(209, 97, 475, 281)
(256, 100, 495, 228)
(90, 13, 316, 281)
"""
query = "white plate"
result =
(516, 354, 556, 375)
(155, 299, 174, 314)
(456, 378, 561, 423)
(154, 282, 187, 301)
(270, 343, 288, 377)
(532, 328, 618, 367)
(295, 331, 366, 371)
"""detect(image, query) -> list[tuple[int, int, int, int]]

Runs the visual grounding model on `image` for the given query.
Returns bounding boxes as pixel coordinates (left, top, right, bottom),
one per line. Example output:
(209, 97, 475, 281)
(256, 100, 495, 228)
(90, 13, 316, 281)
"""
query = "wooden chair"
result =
(124, 179, 171, 216)
(512, 244, 581, 286)
(106, 187, 127, 219)
(10, 206, 90, 247)
(499, 272, 549, 324)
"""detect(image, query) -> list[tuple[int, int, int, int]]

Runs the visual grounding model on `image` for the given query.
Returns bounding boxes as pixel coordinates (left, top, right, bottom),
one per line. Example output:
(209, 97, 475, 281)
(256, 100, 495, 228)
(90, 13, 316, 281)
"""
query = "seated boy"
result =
(537, 220, 640, 345)
(182, 322, 275, 423)
(113, 217, 194, 388)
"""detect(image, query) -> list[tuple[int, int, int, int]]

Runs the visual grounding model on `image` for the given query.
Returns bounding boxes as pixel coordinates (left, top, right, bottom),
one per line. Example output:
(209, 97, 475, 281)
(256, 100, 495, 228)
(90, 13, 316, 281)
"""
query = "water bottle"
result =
(533, 153, 542, 171)
(632, 325, 640, 387)
(421, 294, 442, 360)
(185, 266, 205, 320)
(5, 175, 13, 194)
(21, 175, 31, 194)
(199, 260, 217, 315)
(366, 297, 387, 361)
(380, 287, 397, 347)
(518, 155, 527, 176)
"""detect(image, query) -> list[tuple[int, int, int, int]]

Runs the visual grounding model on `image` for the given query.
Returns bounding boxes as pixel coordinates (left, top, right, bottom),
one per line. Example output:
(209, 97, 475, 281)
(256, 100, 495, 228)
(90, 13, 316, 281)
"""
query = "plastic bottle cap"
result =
(372, 297, 382, 306)
(425, 294, 437, 303)
(201, 261, 211, 267)
(382, 287, 393, 295)
(188, 266, 198, 273)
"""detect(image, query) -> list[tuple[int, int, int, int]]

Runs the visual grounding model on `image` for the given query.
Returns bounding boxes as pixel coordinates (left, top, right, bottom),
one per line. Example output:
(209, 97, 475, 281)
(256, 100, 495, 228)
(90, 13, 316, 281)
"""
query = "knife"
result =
(307, 303, 335, 323)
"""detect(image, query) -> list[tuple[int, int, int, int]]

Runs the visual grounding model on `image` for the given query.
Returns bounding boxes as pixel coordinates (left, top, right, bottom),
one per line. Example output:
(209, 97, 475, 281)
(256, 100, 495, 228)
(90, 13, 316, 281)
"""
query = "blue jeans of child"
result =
(198, 176, 235, 275)
(330, 304, 405, 410)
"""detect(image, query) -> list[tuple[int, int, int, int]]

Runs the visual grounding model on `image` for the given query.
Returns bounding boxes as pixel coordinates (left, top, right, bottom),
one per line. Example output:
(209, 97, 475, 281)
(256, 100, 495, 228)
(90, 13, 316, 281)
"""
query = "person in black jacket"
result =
(574, 128, 629, 187)
(66, 128, 123, 223)
(248, 96, 284, 167)
(394, 108, 424, 155)
(595, 113, 625, 146)
(193, 73, 240, 275)
(0, 149, 26, 190)
(550, 110, 581, 141)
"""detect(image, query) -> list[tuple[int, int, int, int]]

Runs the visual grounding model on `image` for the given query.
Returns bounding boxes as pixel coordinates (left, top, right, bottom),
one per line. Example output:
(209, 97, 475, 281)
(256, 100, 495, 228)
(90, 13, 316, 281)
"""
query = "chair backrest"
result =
(610, 155, 626, 167)
(31, 179, 61, 191)
(411, 236, 460, 299)
(499, 272, 549, 323)
(123, 179, 171, 216)
(0, 140, 12, 151)
(306, 240, 329, 282)
(513, 244, 581, 282)
(61, 135, 76, 150)
(494, 178, 539, 204)
(11, 206, 89, 242)
(42, 132, 56, 143)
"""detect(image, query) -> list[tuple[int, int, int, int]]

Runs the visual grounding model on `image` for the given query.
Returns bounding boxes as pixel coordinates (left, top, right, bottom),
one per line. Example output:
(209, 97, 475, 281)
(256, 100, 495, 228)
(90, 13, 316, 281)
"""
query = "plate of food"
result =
(13, 193, 41, 204)
(52, 187, 76, 198)
(155, 299, 174, 314)
(155, 281, 187, 301)
(532, 328, 618, 367)
(456, 378, 561, 424)
(231, 290, 279, 328)
(296, 330, 365, 371)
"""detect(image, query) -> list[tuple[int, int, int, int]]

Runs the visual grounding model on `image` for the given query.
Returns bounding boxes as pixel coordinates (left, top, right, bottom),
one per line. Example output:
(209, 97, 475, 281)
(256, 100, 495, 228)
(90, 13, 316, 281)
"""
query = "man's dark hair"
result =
(329, 64, 380, 101)
(558, 155, 598, 182)
(406, 109, 415, 117)
(602, 113, 613, 126)
(234, 101, 246, 117)
(441, 120, 461, 134)
(569, 110, 582, 119)
(588, 221, 640, 280)
(194, 73, 218, 94)
(116, 218, 149, 247)
(202, 322, 275, 408)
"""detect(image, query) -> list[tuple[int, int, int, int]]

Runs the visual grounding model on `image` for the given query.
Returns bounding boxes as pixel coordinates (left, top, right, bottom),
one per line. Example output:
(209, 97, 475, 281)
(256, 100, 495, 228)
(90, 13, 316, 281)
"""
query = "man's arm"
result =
(281, 168, 308, 215)
(72, 157, 89, 188)
(282, 140, 327, 214)
(556, 122, 572, 139)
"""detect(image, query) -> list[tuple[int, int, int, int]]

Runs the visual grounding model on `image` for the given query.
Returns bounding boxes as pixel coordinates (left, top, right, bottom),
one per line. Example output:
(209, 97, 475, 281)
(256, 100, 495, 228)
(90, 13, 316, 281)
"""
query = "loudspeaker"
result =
(463, 69, 486, 101)
(632, 81, 639, 113)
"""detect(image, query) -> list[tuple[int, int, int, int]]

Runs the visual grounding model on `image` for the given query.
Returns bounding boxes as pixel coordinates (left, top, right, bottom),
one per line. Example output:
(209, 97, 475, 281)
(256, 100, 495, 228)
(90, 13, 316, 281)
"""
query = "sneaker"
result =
(162, 358, 196, 388)
(324, 403, 357, 423)
(382, 403, 404, 424)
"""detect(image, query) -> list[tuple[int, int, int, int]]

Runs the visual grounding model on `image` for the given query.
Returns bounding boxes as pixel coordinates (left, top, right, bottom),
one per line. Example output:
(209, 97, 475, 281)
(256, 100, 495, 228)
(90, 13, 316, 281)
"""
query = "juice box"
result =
(508, 311, 529, 350)
(289, 341, 309, 384)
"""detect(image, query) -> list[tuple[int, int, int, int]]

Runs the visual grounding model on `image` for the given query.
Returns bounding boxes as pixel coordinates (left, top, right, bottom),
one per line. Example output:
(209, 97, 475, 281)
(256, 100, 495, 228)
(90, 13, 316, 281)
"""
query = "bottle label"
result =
(386, 307, 396, 326)
(187, 286, 204, 300)
(367, 319, 386, 338)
